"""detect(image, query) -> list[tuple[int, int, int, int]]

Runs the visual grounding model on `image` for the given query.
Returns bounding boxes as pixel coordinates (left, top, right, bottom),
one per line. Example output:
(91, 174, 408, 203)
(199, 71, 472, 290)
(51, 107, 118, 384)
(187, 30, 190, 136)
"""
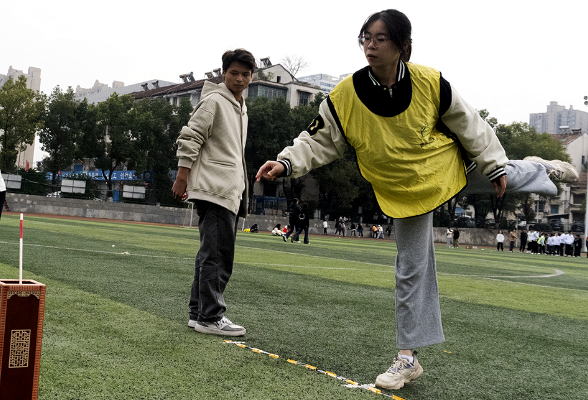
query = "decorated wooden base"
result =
(0, 280, 46, 400)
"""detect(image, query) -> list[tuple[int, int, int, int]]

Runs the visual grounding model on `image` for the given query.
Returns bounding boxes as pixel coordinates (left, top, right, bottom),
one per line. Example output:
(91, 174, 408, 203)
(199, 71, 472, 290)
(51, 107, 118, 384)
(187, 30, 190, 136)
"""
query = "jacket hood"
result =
(201, 81, 246, 112)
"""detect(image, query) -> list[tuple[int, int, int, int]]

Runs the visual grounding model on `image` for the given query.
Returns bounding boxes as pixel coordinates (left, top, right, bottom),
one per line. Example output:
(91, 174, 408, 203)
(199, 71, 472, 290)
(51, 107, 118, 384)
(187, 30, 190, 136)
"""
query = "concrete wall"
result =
(4, 193, 503, 246)
(5, 193, 186, 226)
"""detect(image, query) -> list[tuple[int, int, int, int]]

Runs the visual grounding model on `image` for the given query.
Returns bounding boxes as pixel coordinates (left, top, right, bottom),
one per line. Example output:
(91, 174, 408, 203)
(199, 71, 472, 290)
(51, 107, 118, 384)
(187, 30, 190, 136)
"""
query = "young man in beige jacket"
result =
(172, 49, 255, 336)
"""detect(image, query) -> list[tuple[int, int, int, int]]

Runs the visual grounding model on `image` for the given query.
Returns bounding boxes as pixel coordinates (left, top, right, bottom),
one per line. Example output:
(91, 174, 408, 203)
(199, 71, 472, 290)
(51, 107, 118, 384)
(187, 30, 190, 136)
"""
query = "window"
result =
(248, 84, 286, 101)
(535, 200, 545, 212)
(276, 76, 281, 83)
(190, 91, 201, 106)
(299, 91, 310, 106)
(551, 204, 559, 214)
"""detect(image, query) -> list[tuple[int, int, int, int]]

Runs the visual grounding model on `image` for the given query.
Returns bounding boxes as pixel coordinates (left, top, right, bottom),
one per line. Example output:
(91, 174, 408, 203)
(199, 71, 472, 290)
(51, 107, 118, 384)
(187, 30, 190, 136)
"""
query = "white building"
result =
(131, 60, 325, 109)
(530, 101, 588, 135)
(0, 66, 41, 93)
(297, 73, 351, 94)
(0, 65, 42, 170)
(527, 130, 587, 227)
(74, 79, 176, 104)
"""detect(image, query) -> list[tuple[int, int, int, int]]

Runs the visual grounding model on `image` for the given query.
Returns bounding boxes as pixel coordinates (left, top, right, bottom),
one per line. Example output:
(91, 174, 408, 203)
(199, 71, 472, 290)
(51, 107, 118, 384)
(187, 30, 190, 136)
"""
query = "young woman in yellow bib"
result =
(256, 9, 576, 390)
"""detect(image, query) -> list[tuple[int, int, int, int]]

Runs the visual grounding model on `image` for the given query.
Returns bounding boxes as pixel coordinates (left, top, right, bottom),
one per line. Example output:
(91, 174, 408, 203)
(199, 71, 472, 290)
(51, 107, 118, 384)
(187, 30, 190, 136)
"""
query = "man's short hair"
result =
(222, 49, 257, 73)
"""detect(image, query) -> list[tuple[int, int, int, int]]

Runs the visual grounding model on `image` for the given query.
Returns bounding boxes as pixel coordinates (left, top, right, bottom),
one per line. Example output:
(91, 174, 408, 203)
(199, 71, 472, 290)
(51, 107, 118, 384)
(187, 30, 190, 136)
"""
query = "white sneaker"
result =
(375, 352, 423, 390)
(194, 316, 246, 336)
(523, 156, 579, 183)
(188, 319, 198, 328)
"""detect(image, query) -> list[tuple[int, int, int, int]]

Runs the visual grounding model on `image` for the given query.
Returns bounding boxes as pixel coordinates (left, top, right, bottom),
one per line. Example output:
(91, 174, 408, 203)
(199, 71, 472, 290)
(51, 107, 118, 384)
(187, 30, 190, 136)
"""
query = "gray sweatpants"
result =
(392, 159, 556, 349)
(394, 212, 444, 349)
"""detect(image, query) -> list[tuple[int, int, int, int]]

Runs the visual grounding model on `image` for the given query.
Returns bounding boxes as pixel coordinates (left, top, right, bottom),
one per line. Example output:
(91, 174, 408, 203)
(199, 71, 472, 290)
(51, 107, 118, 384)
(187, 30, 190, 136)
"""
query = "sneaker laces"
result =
(386, 356, 411, 373)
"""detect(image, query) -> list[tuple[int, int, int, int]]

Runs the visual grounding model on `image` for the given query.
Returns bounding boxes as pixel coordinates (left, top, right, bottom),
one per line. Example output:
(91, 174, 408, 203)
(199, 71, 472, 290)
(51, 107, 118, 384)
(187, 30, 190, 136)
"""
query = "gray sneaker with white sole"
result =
(194, 316, 246, 336)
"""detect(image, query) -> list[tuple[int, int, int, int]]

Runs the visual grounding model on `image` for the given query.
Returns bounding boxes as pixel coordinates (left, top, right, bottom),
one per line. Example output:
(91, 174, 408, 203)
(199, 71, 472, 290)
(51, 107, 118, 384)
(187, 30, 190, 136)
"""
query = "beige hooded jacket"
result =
(176, 81, 248, 217)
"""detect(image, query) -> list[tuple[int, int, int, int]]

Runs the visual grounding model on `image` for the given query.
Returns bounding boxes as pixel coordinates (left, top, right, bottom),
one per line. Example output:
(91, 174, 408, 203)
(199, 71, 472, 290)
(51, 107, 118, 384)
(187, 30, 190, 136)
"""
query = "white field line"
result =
(2, 241, 585, 293)
(0, 241, 193, 260)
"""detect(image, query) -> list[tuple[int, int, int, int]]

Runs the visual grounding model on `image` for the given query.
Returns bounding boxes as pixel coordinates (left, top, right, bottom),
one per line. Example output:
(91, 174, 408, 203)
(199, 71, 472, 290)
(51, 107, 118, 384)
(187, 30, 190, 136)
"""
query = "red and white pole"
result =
(19, 213, 23, 284)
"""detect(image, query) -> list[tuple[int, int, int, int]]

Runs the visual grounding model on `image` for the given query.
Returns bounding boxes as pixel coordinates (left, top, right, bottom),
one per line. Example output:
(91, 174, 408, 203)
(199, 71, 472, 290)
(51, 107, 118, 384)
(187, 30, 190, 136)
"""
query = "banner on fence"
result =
(45, 170, 141, 181)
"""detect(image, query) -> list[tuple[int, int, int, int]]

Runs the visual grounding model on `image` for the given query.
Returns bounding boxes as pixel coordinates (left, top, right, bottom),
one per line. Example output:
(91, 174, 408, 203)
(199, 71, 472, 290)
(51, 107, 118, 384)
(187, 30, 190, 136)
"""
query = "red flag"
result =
(25, 161, 30, 171)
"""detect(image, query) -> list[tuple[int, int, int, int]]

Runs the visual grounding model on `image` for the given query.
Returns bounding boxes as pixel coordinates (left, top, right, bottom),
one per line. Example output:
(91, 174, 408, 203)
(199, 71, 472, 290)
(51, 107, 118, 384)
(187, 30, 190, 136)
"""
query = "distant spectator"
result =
(446, 228, 453, 248)
(272, 224, 283, 236)
(496, 231, 504, 251)
(0, 171, 5, 221)
(519, 229, 527, 252)
(357, 224, 364, 237)
(537, 232, 545, 254)
(574, 234, 582, 257)
(323, 220, 328, 235)
(452, 228, 460, 248)
(376, 225, 384, 239)
(350, 222, 357, 236)
(564, 231, 574, 257)
(250, 223, 259, 233)
(284, 199, 301, 242)
(509, 230, 517, 252)
(292, 203, 310, 244)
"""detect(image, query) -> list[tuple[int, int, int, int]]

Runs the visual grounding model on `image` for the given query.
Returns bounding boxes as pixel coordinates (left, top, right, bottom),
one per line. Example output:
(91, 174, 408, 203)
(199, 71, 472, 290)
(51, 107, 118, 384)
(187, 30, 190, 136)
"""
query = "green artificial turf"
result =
(0, 214, 587, 399)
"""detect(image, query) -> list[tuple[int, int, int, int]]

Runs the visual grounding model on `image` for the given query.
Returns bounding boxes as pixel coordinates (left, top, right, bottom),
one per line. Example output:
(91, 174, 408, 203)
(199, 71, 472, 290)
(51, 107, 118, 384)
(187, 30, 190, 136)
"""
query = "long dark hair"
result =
(359, 9, 412, 62)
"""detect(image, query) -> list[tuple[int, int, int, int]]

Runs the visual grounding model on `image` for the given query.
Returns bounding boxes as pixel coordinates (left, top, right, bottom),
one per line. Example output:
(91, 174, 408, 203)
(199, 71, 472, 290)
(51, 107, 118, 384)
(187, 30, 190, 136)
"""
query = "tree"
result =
(466, 111, 570, 228)
(246, 96, 296, 210)
(280, 55, 309, 77)
(134, 96, 192, 206)
(311, 146, 376, 219)
(79, 93, 155, 199)
(39, 86, 81, 188)
(0, 75, 45, 171)
(495, 122, 570, 162)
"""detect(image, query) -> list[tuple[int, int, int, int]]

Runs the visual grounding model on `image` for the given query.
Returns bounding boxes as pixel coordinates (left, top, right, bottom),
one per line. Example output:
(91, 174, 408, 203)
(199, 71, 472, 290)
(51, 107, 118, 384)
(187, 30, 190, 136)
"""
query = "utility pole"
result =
(582, 96, 588, 251)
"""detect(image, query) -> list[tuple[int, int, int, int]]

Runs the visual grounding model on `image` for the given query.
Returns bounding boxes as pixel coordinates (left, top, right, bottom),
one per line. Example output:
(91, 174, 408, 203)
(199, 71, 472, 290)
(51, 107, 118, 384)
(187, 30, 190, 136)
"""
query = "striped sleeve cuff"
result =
(278, 159, 292, 177)
(465, 161, 477, 175)
(487, 166, 506, 182)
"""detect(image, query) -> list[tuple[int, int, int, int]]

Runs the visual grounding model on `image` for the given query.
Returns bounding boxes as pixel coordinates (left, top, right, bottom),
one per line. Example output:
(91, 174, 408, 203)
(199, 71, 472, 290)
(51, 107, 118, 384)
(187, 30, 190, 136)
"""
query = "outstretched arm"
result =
(439, 77, 508, 183)
(256, 161, 284, 182)
(256, 98, 347, 181)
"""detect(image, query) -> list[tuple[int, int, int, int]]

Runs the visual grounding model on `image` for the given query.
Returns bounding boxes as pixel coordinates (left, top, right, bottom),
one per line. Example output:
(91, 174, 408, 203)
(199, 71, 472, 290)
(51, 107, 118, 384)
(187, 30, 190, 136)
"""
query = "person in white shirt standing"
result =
(446, 228, 453, 248)
(496, 231, 505, 251)
(558, 232, 566, 256)
(553, 233, 561, 256)
(0, 170, 6, 220)
(564, 231, 574, 257)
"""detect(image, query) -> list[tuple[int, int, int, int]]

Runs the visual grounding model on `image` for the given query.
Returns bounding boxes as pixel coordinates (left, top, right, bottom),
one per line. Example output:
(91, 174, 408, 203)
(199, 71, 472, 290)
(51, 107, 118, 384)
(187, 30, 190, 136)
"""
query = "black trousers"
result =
(519, 239, 527, 252)
(497, 242, 504, 251)
(189, 201, 238, 323)
(0, 191, 5, 220)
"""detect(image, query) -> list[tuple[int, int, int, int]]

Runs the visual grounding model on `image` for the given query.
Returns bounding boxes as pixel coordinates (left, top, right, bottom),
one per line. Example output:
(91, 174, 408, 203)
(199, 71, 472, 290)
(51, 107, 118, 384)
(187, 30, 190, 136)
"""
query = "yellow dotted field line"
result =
(224, 340, 406, 400)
